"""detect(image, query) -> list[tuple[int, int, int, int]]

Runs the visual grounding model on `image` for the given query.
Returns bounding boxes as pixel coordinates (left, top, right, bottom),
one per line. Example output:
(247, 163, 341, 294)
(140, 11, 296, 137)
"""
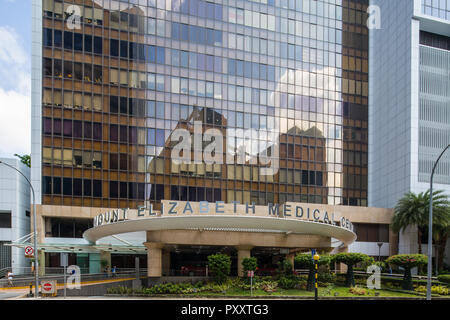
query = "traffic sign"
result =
(25, 246, 34, 258)
(247, 270, 254, 277)
(41, 280, 57, 295)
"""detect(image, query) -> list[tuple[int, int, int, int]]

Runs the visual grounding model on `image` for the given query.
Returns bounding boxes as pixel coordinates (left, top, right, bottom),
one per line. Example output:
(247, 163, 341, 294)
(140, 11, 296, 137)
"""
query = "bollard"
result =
(29, 283, 33, 297)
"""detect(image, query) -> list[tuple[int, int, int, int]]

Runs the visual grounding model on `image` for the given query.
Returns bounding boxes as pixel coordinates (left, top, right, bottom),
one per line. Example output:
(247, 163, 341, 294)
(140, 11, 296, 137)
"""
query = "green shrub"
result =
(277, 276, 298, 289)
(106, 286, 133, 295)
(385, 254, 428, 290)
(349, 286, 367, 296)
(415, 285, 450, 296)
(277, 259, 294, 277)
(143, 283, 195, 295)
(242, 257, 258, 281)
(318, 272, 336, 284)
(261, 281, 278, 293)
(207, 253, 232, 284)
(295, 253, 331, 291)
(437, 274, 450, 285)
(332, 252, 369, 287)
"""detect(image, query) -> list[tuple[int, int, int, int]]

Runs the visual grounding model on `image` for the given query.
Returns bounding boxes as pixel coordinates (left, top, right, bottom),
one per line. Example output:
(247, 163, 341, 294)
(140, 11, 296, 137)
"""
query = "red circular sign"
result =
(43, 282, 52, 291)
(25, 246, 34, 256)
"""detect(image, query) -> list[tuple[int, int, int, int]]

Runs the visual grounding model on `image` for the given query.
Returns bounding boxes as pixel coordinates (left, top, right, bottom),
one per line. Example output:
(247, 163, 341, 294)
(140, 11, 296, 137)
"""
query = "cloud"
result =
(0, 26, 31, 157)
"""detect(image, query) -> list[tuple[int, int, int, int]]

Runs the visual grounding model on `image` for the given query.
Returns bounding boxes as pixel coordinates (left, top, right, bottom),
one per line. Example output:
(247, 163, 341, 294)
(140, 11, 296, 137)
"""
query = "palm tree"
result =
(392, 190, 450, 258)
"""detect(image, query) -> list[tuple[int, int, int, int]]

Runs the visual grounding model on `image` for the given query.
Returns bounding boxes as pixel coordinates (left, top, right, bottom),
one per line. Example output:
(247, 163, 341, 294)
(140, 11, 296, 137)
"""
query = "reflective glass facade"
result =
(40, 0, 369, 209)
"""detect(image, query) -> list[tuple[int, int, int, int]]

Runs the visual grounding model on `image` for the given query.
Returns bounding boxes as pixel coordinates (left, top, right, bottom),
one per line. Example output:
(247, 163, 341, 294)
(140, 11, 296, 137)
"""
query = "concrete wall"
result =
(0, 158, 31, 273)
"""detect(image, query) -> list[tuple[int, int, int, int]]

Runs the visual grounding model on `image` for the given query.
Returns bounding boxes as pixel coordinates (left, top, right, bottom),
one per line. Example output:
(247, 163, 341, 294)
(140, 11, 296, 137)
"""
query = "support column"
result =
(144, 242, 164, 277)
(100, 251, 111, 269)
(335, 246, 348, 274)
(161, 250, 171, 276)
(236, 245, 253, 277)
(38, 250, 45, 276)
(286, 253, 295, 272)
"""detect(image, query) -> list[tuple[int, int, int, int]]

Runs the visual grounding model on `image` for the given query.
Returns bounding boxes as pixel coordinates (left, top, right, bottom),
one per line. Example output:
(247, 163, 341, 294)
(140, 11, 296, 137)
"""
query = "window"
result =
(110, 39, 119, 56)
(353, 224, 389, 242)
(94, 36, 102, 54)
(50, 218, 92, 238)
(0, 211, 11, 228)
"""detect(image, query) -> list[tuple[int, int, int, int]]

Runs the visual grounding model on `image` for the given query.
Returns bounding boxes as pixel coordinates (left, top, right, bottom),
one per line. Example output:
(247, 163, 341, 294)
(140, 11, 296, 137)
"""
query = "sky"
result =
(0, 0, 32, 158)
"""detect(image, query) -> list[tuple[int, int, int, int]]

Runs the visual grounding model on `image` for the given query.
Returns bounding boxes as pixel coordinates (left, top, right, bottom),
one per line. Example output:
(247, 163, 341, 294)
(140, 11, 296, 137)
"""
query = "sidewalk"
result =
(0, 277, 136, 298)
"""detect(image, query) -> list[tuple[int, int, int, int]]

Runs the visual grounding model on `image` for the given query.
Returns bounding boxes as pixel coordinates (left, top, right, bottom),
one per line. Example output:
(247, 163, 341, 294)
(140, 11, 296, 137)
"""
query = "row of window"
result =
(171, 22, 223, 46)
(43, 89, 103, 111)
(48, 217, 93, 238)
(43, 0, 103, 25)
(42, 148, 102, 169)
(42, 176, 102, 197)
(170, 186, 222, 202)
(43, 28, 102, 54)
(110, 39, 165, 63)
(43, 58, 103, 83)
(43, 118, 103, 140)
(227, 58, 276, 81)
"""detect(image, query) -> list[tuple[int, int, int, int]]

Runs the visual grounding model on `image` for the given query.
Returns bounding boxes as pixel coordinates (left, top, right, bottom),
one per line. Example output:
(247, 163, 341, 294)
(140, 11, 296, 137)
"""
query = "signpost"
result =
(247, 270, 254, 296)
(60, 253, 68, 298)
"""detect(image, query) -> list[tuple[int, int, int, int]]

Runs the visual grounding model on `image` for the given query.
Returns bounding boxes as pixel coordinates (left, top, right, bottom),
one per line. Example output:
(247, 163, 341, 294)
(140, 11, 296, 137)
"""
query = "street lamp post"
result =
(427, 144, 450, 300)
(0, 160, 39, 298)
(377, 242, 383, 261)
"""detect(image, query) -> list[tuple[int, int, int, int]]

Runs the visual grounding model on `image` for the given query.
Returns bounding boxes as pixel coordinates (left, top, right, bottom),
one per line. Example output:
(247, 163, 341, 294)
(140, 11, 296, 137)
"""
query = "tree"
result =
(392, 190, 450, 271)
(242, 257, 258, 275)
(14, 154, 31, 168)
(295, 253, 331, 291)
(207, 253, 231, 284)
(277, 259, 294, 278)
(332, 252, 368, 287)
(386, 254, 427, 290)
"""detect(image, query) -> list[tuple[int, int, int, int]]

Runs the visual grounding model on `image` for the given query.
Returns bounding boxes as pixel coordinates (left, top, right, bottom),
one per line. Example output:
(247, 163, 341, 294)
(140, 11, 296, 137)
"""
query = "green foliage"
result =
(277, 259, 293, 277)
(393, 190, 450, 234)
(14, 154, 31, 168)
(360, 256, 375, 270)
(242, 257, 258, 274)
(437, 274, 450, 284)
(415, 285, 449, 295)
(349, 286, 367, 296)
(332, 252, 369, 287)
(207, 253, 232, 284)
(144, 283, 195, 294)
(317, 272, 336, 284)
(294, 253, 331, 268)
(385, 254, 428, 269)
(295, 253, 332, 291)
(277, 276, 299, 289)
(106, 286, 134, 295)
(100, 259, 109, 267)
(332, 252, 368, 266)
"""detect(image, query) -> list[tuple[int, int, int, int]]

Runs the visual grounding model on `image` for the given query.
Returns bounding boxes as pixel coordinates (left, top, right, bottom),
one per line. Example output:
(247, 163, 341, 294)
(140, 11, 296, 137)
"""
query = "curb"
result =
(103, 293, 450, 300)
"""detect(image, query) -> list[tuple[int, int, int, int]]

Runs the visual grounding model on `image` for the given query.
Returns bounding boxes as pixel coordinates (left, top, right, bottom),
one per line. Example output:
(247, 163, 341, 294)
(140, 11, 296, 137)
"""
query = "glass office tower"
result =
(35, 0, 369, 212)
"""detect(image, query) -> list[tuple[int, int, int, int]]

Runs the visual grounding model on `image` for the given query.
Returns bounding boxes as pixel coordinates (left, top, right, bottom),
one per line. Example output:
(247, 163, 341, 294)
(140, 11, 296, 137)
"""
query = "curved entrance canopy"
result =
(83, 215, 357, 246)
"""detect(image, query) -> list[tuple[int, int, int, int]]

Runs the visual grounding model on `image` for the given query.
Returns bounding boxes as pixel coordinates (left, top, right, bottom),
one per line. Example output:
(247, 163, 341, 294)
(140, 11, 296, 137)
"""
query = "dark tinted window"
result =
(0, 212, 12, 228)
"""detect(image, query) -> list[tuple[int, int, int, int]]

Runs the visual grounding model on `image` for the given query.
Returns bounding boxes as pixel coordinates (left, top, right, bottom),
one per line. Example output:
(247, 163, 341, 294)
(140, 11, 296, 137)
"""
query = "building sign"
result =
(93, 201, 354, 232)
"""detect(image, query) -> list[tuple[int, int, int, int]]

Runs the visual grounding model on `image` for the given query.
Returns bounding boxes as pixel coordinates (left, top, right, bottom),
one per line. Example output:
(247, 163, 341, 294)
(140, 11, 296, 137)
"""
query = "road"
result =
(0, 291, 25, 300)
